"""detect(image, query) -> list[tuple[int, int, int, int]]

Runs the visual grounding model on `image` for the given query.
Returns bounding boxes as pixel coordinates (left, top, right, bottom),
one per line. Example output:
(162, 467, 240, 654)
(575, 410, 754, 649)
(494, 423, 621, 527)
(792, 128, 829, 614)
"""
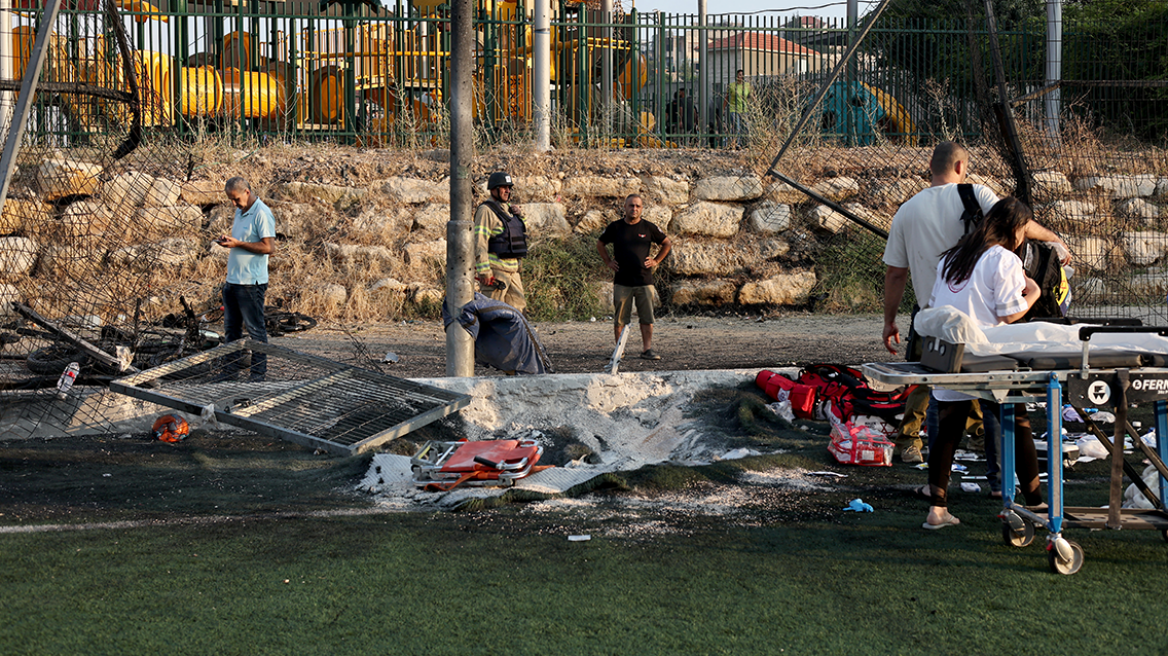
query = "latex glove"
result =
(477, 274, 496, 288)
(843, 498, 873, 512)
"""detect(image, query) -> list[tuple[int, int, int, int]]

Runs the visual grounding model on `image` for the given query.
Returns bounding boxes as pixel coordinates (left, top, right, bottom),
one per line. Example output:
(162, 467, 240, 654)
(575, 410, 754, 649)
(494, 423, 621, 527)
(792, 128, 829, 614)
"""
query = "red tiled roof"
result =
(707, 32, 815, 55)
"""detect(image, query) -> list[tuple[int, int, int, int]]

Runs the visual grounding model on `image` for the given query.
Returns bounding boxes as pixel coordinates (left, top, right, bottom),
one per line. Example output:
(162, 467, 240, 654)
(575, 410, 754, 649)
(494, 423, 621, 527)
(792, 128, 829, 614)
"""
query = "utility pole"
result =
(1045, 0, 1062, 144)
(533, 0, 551, 150)
(445, 0, 475, 377)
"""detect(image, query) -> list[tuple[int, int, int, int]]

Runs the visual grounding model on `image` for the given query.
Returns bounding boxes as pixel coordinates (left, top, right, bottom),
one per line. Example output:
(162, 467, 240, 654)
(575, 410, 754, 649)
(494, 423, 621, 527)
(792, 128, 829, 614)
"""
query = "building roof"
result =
(708, 32, 816, 56)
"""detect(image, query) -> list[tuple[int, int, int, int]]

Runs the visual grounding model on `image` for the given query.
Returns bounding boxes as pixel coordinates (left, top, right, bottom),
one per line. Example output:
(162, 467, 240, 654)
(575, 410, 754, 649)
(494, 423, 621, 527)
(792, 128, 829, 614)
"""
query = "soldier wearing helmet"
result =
(474, 171, 529, 311)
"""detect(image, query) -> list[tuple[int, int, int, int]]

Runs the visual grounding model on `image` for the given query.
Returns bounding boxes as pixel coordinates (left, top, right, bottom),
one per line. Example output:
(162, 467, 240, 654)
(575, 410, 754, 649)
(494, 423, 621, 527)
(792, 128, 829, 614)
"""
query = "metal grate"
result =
(110, 340, 470, 456)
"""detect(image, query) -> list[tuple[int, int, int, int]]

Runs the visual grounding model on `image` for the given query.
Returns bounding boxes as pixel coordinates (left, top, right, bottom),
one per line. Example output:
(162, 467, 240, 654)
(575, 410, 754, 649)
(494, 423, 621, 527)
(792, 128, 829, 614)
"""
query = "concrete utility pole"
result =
(533, 0, 551, 150)
(1045, 0, 1062, 144)
(445, 0, 475, 377)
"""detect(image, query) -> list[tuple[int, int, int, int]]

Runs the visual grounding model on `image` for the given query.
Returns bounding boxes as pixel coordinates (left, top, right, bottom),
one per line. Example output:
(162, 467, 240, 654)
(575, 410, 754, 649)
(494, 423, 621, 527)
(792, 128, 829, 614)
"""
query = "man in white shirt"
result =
(881, 142, 1068, 463)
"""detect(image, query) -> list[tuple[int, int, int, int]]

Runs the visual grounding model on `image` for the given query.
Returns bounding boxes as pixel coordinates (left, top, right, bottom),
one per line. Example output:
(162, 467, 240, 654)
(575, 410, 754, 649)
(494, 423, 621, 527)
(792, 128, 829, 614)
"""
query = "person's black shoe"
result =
(640, 349, 661, 361)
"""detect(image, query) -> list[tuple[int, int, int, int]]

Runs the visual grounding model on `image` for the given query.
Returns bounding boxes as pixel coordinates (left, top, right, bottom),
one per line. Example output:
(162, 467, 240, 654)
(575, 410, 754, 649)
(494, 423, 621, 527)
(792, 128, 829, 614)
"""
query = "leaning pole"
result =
(445, 0, 475, 377)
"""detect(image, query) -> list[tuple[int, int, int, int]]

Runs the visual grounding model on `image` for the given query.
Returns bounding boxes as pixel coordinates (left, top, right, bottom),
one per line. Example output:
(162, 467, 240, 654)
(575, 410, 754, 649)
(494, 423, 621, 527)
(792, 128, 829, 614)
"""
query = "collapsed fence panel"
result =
(110, 339, 471, 456)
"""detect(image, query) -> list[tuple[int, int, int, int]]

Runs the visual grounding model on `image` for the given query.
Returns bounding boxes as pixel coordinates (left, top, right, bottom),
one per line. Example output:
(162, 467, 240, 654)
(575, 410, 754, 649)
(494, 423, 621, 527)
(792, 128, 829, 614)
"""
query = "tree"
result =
(1060, 0, 1168, 141)
(876, 0, 1043, 28)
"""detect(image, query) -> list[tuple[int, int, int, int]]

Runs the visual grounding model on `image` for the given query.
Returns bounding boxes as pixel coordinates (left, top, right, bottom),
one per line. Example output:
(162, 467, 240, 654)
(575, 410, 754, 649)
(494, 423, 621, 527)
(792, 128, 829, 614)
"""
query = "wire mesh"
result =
(0, 0, 265, 438)
(755, 0, 1168, 324)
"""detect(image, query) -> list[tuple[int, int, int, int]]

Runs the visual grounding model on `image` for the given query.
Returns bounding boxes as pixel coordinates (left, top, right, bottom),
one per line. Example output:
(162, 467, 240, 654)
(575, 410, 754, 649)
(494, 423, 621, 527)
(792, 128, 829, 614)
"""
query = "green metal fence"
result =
(3, 2, 1167, 148)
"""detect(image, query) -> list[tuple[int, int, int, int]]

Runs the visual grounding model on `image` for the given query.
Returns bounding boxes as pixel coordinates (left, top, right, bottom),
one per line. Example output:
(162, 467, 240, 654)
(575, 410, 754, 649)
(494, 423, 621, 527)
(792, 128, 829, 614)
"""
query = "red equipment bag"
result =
(829, 387, 912, 424)
(755, 370, 817, 419)
(797, 364, 867, 404)
(798, 364, 909, 424)
(757, 365, 909, 424)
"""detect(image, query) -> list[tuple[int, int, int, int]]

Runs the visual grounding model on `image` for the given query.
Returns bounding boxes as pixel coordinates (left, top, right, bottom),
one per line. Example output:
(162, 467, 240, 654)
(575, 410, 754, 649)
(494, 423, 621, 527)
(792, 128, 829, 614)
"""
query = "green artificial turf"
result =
(4, 391, 1168, 654)
(3, 496, 1168, 655)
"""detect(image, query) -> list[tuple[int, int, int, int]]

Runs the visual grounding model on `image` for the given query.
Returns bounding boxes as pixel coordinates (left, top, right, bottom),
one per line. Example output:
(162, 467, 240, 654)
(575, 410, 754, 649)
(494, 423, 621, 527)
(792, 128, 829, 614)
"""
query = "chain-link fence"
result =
(760, 0, 1168, 324)
(0, 0, 230, 437)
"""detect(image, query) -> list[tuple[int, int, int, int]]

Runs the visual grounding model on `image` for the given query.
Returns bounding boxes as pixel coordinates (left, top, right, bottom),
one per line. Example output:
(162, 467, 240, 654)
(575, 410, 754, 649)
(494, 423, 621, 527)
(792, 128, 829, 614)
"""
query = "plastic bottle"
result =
(56, 362, 80, 400)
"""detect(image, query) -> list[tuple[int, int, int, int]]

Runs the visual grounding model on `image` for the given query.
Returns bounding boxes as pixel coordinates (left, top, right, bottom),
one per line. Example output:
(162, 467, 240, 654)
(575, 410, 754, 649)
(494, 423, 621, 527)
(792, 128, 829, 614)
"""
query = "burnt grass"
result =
(0, 383, 1152, 531)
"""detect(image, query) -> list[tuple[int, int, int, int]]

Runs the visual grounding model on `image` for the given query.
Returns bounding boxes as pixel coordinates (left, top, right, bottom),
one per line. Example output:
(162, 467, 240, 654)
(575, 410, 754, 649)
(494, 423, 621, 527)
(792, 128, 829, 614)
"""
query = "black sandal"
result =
(910, 484, 932, 501)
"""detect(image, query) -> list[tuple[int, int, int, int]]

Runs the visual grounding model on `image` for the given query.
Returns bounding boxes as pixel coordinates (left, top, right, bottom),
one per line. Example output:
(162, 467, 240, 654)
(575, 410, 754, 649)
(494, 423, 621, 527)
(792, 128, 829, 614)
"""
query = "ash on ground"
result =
(358, 382, 845, 516)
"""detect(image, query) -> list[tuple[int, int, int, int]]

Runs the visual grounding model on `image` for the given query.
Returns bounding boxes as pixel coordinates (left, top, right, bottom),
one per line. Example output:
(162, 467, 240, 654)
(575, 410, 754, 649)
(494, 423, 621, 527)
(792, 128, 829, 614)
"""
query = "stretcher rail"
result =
(861, 342, 1168, 575)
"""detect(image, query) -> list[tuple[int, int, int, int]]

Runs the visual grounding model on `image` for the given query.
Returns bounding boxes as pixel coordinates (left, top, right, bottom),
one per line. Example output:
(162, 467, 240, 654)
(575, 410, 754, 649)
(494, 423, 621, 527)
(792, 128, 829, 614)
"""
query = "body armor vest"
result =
(484, 200, 528, 258)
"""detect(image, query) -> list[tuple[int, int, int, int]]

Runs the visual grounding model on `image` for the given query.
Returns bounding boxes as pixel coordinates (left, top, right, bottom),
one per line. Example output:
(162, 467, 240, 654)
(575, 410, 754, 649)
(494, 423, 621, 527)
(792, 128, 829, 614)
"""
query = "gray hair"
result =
(224, 177, 251, 194)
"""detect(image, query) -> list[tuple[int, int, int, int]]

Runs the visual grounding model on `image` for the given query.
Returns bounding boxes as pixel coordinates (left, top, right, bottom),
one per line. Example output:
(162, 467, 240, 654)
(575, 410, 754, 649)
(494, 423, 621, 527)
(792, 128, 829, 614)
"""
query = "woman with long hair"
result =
(920, 197, 1045, 529)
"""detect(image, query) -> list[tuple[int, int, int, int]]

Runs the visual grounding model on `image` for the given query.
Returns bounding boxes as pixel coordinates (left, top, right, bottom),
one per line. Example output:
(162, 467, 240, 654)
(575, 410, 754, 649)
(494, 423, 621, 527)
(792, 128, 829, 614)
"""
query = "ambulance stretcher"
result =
(862, 326, 1168, 575)
(410, 439, 549, 492)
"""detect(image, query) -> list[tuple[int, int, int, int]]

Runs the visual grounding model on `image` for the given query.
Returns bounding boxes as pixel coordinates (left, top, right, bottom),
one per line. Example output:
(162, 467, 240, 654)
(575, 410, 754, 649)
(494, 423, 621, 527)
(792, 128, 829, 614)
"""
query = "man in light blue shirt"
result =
(216, 177, 276, 381)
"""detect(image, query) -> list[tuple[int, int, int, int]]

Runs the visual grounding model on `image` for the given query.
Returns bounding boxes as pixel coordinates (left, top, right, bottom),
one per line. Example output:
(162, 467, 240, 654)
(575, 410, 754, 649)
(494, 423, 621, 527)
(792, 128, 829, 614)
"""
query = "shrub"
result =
(522, 234, 610, 321)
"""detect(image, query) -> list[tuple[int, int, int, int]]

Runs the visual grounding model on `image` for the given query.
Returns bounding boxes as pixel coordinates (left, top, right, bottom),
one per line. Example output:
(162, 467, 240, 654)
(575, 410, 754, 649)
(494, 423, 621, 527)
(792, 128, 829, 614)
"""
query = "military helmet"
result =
(487, 172, 514, 190)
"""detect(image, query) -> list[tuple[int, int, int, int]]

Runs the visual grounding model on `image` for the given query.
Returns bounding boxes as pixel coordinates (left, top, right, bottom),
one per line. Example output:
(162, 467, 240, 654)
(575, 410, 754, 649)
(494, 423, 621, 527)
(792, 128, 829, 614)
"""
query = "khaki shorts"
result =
(613, 284, 655, 325)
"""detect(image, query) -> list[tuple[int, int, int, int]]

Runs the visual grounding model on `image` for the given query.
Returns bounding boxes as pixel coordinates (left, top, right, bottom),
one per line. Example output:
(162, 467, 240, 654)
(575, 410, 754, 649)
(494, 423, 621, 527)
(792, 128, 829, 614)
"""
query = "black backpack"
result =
(1018, 240, 1071, 320)
(955, 186, 1070, 321)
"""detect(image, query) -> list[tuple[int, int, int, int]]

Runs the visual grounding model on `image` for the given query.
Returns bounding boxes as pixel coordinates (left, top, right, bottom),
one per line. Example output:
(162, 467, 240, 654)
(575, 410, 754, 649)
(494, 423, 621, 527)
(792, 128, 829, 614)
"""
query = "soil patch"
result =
(272, 311, 895, 379)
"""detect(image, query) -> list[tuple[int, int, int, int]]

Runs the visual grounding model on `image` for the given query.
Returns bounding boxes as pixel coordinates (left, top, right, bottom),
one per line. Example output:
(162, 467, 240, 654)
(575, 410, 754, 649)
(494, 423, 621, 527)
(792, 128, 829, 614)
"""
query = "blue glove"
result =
(843, 498, 873, 512)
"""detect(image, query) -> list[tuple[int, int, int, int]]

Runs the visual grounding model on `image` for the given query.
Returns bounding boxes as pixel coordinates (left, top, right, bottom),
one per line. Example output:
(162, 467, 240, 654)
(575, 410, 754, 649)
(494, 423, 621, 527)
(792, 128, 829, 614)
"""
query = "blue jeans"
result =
(726, 112, 746, 146)
(222, 282, 268, 380)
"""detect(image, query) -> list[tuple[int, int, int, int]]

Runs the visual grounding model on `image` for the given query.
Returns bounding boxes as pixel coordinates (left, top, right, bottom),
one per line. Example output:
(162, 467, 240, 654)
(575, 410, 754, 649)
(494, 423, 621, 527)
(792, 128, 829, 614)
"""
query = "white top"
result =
(882, 183, 999, 304)
(929, 245, 1029, 402)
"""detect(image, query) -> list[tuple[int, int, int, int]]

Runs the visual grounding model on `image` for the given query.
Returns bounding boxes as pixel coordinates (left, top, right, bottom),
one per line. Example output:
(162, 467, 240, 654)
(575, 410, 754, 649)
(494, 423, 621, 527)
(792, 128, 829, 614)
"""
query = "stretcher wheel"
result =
(1048, 540, 1084, 575)
(1001, 518, 1035, 548)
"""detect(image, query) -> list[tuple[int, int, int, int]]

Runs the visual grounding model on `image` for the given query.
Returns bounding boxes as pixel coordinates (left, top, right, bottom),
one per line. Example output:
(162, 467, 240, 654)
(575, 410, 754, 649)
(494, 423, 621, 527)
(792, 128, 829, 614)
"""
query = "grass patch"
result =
(522, 234, 611, 321)
(4, 497, 1168, 654)
(6, 401, 1168, 653)
(0, 433, 370, 524)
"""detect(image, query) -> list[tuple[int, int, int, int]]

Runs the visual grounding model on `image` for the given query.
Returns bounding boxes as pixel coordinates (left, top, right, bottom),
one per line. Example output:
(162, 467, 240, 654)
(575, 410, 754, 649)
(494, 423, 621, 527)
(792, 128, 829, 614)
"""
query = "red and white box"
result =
(828, 420, 894, 467)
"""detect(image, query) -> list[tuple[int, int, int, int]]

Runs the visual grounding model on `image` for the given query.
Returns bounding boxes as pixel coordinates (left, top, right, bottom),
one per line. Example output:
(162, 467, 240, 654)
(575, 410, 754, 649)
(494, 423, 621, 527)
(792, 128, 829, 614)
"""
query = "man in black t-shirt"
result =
(596, 194, 672, 360)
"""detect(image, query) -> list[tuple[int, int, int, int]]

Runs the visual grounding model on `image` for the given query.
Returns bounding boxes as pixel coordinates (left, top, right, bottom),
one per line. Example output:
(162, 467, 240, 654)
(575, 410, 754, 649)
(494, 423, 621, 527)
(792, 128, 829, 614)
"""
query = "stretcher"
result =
(862, 325, 1168, 575)
(410, 439, 549, 492)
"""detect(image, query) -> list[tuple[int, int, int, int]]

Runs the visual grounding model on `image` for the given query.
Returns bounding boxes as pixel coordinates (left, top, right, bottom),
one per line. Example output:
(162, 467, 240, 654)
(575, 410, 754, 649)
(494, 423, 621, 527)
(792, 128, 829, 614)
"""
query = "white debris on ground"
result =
(357, 369, 816, 510)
